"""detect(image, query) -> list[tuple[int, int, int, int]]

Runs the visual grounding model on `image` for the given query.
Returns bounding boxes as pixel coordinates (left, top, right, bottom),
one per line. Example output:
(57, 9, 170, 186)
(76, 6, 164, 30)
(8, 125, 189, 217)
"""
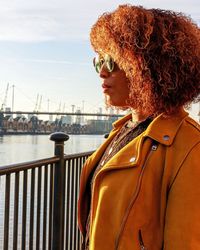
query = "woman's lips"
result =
(102, 83, 112, 93)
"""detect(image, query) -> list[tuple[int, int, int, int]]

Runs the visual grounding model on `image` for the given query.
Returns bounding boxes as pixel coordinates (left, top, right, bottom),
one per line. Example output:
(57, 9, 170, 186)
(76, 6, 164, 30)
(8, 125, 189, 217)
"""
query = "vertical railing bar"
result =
(63, 159, 67, 250)
(29, 168, 35, 250)
(74, 157, 78, 250)
(68, 159, 72, 250)
(13, 172, 19, 250)
(77, 157, 83, 250)
(43, 165, 48, 250)
(71, 158, 73, 250)
(77, 156, 83, 250)
(65, 160, 70, 250)
(36, 167, 42, 250)
(76, 158, 79, 250)
(70, 158, 75, 250)
(77, 157, 81, 250)
(22, 170, 28, 250)
(80, 156, 85, 250)
(80, 156, 86, 249)
(3, 174, 11, 250)
(62, 159, 67, 250)
(48, 164, 53, 250)
(77, 157, 82, 250)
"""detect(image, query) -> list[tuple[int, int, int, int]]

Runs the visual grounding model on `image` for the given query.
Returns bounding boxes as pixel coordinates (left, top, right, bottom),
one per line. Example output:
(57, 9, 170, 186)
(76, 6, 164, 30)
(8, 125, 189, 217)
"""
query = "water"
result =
(0, 134, 105, 249)
(0, 134, 105, 166)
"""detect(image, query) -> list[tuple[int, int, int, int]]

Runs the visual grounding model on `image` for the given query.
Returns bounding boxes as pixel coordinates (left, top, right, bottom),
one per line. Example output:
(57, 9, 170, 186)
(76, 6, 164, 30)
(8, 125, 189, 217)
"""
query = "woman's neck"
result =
(131, 110, 148, 123)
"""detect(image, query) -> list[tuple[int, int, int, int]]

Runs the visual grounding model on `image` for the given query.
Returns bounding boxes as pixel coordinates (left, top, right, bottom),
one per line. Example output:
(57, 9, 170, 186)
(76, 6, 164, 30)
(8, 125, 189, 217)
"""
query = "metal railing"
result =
(0, 132, 94, 250)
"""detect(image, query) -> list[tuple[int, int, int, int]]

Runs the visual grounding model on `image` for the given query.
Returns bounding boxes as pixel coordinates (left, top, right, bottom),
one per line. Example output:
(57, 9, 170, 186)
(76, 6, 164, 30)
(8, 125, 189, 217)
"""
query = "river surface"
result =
(0, 134, 105, 249)
(0, 134, 105, 166)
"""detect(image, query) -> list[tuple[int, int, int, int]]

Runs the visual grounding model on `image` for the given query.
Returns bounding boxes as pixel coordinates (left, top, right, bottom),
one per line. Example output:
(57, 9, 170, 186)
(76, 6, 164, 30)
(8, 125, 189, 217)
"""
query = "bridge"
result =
(0, 110, 123, 117)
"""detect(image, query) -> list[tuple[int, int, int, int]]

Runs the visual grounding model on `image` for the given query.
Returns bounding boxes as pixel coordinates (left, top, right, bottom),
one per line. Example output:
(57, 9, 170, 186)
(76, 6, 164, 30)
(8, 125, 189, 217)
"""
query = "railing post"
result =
(50, 132, 69, 250)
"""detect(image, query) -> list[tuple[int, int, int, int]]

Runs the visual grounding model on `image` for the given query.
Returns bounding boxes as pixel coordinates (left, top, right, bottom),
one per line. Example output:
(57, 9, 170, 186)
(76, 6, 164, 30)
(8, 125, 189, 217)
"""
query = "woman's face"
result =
(98, 59, 130, 108)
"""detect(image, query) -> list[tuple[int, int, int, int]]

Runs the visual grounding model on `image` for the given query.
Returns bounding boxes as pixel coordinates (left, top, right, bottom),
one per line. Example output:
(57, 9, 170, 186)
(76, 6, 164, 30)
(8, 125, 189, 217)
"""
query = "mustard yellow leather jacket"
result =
(78, 108, 200, 250)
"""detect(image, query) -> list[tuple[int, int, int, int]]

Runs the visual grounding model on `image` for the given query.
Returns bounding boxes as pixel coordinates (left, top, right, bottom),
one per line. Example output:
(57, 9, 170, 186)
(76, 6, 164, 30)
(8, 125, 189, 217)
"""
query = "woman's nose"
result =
(99, 64, 110, 78)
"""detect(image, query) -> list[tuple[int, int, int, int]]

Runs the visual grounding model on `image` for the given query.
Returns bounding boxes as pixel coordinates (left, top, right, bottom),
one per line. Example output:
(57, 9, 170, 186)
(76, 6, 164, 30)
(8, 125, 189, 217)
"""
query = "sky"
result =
(0, 0, 199, 120)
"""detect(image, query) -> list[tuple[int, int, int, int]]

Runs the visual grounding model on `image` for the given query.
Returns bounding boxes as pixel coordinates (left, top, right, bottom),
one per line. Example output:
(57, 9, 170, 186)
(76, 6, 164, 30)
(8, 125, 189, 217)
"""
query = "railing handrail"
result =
(64, 150, 95, 160)
(0, 151, 95, 176)
(0, 156, 60, 175)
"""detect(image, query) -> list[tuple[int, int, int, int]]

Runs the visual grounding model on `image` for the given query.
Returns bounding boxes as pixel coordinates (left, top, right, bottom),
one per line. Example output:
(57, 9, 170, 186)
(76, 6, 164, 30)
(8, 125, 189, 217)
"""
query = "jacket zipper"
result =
(115, 142, 158, 250)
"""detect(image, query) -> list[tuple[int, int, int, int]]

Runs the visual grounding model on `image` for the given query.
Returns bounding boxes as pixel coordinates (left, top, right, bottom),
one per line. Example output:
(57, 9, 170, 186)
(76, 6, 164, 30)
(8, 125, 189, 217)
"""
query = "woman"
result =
(78, 5, 200, 250)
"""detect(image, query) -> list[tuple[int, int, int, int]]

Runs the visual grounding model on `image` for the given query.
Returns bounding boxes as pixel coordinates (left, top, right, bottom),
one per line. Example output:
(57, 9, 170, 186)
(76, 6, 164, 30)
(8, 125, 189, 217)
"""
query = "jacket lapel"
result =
(88, 108, 188, 173)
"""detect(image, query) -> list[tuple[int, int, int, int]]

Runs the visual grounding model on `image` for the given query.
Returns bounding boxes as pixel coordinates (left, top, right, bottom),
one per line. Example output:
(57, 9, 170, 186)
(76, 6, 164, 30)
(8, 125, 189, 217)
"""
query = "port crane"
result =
(1, 83, 9, 111)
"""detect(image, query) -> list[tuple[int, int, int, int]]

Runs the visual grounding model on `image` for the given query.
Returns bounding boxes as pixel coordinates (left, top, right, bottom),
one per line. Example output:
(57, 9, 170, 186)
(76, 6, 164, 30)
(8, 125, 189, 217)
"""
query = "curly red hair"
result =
(90, 5, 200, 115)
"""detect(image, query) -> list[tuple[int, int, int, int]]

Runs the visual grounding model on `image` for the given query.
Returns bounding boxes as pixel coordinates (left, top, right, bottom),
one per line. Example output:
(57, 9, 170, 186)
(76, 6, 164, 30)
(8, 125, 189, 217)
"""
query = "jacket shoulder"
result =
(181, 116, 200, 143)
(168, 116, 200, 188)
(185, 116, 200, 133)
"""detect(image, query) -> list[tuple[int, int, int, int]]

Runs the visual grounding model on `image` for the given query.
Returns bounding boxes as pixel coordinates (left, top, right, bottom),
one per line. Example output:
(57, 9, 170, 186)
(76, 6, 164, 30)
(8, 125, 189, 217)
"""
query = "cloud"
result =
(0, 0, 91, 42)
(8, 58, 90, 66)
(0, 0, 199, 42)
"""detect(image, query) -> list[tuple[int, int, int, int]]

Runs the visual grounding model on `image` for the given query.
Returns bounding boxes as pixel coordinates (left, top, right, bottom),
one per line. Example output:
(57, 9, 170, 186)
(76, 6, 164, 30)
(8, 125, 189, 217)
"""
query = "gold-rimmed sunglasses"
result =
(93, 54, 115, 73)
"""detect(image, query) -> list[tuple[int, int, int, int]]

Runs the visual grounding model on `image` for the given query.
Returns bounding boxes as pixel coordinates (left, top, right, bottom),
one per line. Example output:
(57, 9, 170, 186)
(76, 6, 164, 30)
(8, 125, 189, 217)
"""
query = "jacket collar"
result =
(83, 108, 188, 178)
(113, 108, 188, 146)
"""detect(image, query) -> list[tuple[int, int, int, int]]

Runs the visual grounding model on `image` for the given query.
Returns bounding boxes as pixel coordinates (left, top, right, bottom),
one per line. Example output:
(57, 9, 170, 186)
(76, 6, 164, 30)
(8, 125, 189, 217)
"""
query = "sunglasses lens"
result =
(105, 55, 114, 72)
(95, 63, 101, 73)
(93, 56, 104, 73)
(93, 54, 115, 73)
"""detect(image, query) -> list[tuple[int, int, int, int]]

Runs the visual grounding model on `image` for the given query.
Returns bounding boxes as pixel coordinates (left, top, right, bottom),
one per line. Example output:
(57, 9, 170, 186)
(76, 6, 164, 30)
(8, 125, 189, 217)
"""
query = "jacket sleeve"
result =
(164, 142, 200, 250)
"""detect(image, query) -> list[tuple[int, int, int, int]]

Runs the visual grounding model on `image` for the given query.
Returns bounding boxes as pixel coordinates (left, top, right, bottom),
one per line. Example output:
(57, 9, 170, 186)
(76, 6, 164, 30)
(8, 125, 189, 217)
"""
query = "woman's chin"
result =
(107, 100, 128, 108)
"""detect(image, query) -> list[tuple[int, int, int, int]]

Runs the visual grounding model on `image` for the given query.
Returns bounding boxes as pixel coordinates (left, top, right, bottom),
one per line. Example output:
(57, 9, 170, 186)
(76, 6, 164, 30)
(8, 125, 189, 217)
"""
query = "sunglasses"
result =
(93, 54, 115, 73)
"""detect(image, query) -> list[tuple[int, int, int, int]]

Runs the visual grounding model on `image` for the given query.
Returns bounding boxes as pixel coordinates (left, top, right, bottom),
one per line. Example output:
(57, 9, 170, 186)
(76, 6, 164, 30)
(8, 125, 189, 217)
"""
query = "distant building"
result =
(97, 108, 103, 120)
(75, 109, 82, 124)
(61, 115, 72, 125)
(49, 114, 53, 122)
(5, 107, 11, 112)
(0, 112, 4, 129)
(87, 119, 113, 134)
